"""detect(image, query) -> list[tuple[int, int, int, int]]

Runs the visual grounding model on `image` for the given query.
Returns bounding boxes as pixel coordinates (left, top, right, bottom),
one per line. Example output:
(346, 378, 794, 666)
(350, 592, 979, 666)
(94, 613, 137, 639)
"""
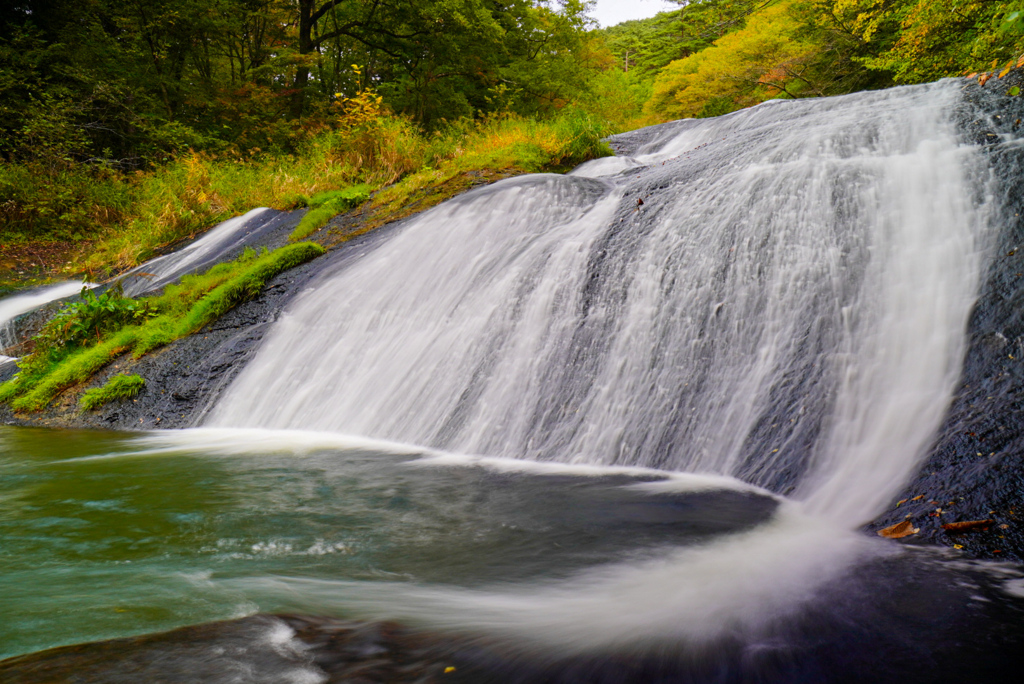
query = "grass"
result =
(1, 107, 613, 283)
(79, 373, 145, 410)
(0, 242, 325, 411)
(347, 108, 614, 235)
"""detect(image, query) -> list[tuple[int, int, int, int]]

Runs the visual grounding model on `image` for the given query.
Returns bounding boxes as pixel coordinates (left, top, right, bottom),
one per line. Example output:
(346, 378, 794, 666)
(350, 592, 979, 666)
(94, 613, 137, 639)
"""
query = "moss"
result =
(289, 184, 372, 242)
(2, 242, 325, 411)
(80, 374, 145, 410)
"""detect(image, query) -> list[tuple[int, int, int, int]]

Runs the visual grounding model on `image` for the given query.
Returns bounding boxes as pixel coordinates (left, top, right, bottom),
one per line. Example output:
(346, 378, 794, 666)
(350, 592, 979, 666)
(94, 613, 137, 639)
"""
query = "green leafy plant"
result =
(42, 285, 153, 350)
(79, 374, 145, 410)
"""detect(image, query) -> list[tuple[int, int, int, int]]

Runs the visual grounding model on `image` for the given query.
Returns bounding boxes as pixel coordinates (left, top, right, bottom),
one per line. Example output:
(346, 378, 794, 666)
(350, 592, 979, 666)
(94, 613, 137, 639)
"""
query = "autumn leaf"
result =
(941, 519, 995, 533)
(878, 520, 919, 538)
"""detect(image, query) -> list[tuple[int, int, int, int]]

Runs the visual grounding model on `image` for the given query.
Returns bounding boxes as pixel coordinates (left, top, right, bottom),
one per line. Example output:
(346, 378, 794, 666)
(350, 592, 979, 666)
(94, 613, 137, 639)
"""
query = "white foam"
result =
(1003, 579, 1024, 598)
(262, 621, 328, 684)
(412, 451, 768, 495)
(58, 427, 430, 463)
(570, 156, 644, 178)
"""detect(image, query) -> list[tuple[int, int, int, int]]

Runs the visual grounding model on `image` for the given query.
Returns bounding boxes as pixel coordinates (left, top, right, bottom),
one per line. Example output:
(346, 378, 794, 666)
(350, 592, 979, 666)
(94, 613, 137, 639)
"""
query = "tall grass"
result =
(2, 105, 613, 283)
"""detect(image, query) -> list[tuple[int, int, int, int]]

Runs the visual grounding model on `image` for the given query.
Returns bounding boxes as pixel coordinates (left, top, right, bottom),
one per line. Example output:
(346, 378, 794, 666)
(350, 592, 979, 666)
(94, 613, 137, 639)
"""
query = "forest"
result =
(1, 0, 1022, 285)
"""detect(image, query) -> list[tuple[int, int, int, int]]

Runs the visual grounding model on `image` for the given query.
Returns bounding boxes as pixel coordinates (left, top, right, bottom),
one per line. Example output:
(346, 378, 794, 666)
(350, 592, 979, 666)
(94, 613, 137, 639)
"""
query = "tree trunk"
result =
(290, 0, 315, 118)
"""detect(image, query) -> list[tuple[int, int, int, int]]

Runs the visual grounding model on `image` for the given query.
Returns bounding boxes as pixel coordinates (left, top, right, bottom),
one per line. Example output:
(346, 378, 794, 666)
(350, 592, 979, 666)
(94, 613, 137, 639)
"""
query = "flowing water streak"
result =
(214, 82, 990, 526)
(118, 207, 270, 297)
(230, 501, 878, 654)
(0, 280, 94, 352)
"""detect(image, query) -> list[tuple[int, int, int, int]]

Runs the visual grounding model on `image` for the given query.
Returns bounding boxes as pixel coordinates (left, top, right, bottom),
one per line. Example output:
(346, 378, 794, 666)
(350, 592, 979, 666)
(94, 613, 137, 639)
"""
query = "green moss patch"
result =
(80, 374, 146, 410)
(289, 185, 372, 242)
(0, 242, 325, 411)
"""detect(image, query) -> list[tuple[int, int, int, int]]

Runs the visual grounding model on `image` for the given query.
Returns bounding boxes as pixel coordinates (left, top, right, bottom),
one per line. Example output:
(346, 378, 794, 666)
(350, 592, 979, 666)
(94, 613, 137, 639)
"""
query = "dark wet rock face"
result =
(868, 72, 1024, 561)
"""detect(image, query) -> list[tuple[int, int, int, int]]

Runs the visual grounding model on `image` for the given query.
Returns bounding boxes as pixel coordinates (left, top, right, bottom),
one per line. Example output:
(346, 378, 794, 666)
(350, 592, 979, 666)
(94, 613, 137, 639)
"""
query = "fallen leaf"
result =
(1018, 55, 1024, 68)
(941, 519, 995, 533)
(1000, 62, 1013, 78)
(878, 520, 919, 539)
(444, 666, 457, 673)
(896, 499, 908, 507)
(980, 73, 992, 86)
(911, 495, 925, 501)
(1010, 86, 1021, 97)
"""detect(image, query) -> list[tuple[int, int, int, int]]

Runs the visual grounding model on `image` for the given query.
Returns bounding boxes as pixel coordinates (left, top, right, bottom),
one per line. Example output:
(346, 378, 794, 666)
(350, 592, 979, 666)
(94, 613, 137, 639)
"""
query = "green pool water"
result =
(0, 426, 775, 660)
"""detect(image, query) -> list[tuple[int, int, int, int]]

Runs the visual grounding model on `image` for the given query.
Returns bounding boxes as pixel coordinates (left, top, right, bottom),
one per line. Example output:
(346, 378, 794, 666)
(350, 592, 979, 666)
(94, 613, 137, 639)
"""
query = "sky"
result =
(589, 0, 678, 28)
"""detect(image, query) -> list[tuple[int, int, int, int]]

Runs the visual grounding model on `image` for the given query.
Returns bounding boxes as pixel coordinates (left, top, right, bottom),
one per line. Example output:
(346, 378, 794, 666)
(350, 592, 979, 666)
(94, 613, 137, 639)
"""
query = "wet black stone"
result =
(867, 72, 1024, 561)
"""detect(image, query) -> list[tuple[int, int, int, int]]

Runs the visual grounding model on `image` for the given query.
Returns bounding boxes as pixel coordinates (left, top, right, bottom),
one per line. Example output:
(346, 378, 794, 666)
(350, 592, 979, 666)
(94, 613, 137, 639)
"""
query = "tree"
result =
(646, 0, 820, 119)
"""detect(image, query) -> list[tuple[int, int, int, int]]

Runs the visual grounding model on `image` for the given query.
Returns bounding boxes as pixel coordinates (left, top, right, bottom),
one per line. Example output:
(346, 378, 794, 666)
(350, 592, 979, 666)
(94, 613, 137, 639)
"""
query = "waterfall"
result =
(118, 207, 271, 297)
(0, 280, 94, 354)
(212, 81, 993, 526)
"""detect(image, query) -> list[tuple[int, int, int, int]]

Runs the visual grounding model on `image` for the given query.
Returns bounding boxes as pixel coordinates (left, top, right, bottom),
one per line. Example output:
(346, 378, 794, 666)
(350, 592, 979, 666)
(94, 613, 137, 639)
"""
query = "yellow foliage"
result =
(645, 1, 819, 120)
(829, 0, 1023, 83)
(334, 66, 388, 130)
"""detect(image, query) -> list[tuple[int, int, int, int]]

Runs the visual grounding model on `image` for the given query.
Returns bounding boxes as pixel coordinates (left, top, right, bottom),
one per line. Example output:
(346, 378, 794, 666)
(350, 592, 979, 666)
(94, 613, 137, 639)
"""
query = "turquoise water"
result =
(0, 426, 777, 660)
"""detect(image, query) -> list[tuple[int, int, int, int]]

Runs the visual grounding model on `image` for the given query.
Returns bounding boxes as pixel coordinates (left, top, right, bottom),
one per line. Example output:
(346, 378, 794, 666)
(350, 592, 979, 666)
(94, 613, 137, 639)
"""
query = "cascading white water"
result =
(0, 280, 95, 354)
(213, 81, 992, 528)
(118, 207, 270, 297)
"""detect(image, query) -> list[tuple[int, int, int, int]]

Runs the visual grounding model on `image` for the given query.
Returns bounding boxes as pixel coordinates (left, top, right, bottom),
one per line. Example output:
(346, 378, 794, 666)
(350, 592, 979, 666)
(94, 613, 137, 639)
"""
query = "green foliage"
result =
(819, 0, 1024, 83)
(40, 286, 153, 351)
(365, 108, 613, 227)
(550, 107, 616, 166)
(602, 11, 686, 78)
(79, 374, 145, 410)
(646, 1, 820, 120)
(0, 242, 325, 411)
